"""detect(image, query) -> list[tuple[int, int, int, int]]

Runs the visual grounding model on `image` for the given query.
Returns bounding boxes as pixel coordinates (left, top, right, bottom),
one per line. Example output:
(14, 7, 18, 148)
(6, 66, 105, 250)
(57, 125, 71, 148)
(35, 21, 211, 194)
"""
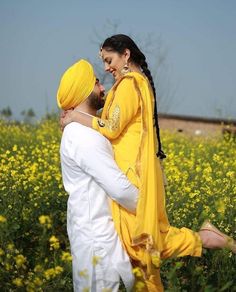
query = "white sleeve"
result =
(74, 134, 138, 213)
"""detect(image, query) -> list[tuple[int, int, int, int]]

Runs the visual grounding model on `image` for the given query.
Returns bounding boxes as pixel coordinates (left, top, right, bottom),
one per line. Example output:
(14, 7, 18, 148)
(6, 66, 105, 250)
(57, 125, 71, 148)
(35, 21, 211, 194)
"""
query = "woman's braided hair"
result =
(101, 34, 166, 159)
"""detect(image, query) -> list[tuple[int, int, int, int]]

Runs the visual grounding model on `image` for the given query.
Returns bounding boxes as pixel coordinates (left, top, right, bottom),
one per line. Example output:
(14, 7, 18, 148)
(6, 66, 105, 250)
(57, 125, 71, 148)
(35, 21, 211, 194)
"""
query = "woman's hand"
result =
(60, 109, 74, 131)
(60, 108, 94, 131)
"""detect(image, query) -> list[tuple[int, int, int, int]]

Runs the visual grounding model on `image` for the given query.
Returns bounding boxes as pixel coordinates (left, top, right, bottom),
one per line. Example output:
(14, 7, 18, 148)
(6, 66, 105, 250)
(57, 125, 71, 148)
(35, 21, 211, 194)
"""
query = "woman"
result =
(61, 34, 235, 291)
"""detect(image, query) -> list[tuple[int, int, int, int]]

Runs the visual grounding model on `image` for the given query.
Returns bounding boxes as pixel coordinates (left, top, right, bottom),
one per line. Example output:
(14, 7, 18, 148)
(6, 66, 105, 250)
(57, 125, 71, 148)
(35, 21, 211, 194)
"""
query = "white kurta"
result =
(60, 122, 138, 292)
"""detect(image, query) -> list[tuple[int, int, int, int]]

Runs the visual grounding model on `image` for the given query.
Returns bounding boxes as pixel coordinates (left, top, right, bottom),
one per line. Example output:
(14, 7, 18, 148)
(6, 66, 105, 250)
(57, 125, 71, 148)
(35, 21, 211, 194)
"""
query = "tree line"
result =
(0, 106, 59, 123)
(0, 106, 36, 123)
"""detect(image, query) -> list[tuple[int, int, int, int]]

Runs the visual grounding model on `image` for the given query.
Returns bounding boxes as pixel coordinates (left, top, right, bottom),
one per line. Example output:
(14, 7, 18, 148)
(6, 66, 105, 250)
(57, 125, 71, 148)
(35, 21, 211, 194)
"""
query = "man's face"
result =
(88, 79, 105, 110)
(94, 78, 105, 98)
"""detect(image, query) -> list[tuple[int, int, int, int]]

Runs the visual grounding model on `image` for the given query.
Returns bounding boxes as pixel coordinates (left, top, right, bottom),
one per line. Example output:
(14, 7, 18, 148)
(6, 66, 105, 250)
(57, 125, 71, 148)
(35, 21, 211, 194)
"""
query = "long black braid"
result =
(101, 34, 166, 159)
(139, 58, 166, 159)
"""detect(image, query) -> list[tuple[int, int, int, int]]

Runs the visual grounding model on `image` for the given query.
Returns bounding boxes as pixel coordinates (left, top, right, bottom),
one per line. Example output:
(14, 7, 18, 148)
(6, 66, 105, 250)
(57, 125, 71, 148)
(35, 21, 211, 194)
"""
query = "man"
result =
(57, 59, 138, 291)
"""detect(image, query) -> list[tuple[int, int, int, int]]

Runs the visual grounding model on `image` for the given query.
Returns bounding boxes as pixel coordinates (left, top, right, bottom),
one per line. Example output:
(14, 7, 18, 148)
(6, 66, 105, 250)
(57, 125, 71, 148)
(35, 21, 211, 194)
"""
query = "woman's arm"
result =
(92, 76, 140, 140)
(60, 109, 93, 130)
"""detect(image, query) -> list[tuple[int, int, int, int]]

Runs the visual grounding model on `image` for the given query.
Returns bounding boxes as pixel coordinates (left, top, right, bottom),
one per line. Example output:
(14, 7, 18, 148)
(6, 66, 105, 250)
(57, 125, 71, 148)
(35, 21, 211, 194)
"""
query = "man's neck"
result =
(74, 105, 96, 116)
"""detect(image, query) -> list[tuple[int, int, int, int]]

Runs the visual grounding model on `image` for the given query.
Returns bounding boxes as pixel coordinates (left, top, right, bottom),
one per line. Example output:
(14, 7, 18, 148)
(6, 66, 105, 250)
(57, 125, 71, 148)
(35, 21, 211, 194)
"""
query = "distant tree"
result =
(0, 106, 12, 121)
(21, 108, 36, 124)
(27, 108, 35, 118)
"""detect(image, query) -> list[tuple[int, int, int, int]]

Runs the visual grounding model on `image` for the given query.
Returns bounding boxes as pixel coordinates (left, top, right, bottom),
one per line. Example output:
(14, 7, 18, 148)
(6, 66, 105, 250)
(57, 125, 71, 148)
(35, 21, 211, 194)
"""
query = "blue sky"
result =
(0, 0, 236, 119)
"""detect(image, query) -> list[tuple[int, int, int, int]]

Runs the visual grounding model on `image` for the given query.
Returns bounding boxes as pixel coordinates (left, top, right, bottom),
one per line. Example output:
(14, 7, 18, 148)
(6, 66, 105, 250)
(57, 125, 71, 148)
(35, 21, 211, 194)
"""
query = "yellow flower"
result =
(61, 251, 72, 262)
(34, 264, 43, 273)
(213, 154, 220, 162)
(12, 277, 24, 287)
(49, 235, 60, 250)
(189, 192, 197, 199)
(0, 215, 7, 223)
(15, 254, 27, 268)
(10, 170, 17, 176)
(133, 267, 143, 278)
(12, 144, 18, 151)
(0, 248, 4, 256)
(55, 265, 64, 274)
(5, 262, 12, 271)
(215, 200, 226, 214)
(26, 286, 35, 292)
(44, 266, 63, 280)
(226, 171, 234, 179)
(38, 215, 52, 228)
(44, 268, 55, 280)
(45, 268, 56, 279)
(184, 186, 191, 193)
(33, 277, 43, 286)
(135, 281, 145, 291)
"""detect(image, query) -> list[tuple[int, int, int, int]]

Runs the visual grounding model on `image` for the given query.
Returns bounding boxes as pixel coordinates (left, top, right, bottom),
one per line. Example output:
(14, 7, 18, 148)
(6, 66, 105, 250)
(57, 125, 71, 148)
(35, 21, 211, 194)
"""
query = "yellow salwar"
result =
(92, 72, 202, 291)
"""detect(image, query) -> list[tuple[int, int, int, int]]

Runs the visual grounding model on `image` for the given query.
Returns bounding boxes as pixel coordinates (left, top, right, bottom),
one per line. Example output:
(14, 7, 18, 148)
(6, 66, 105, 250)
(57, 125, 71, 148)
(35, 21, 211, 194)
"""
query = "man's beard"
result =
(88, 92, 105, 110)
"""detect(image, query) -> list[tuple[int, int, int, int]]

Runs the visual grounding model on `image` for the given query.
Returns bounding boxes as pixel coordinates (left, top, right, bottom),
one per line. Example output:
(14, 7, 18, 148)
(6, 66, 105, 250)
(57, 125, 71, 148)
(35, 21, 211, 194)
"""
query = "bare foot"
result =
(198, 230, 227, 249)
(198, 220, 236, 253)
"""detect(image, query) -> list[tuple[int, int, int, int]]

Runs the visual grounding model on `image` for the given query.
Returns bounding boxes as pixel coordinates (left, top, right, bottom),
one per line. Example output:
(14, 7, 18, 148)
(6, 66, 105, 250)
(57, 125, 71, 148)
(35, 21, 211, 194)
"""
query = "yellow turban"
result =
(57, 59, 96, 110)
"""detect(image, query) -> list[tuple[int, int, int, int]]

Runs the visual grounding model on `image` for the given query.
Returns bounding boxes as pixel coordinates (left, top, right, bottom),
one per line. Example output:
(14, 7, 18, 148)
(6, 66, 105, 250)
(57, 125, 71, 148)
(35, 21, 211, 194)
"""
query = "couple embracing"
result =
(57, 34, 235, 292)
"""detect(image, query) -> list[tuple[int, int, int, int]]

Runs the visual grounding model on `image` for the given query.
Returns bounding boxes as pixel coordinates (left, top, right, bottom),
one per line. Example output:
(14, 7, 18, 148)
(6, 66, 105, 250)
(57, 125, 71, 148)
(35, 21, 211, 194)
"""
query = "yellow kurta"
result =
(92, 72, 201, 290)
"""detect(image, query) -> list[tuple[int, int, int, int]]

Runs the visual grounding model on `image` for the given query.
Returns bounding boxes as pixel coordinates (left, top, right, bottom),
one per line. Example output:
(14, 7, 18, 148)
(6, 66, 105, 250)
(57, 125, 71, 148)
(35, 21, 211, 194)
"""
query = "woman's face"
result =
(101, 48, 129, 81)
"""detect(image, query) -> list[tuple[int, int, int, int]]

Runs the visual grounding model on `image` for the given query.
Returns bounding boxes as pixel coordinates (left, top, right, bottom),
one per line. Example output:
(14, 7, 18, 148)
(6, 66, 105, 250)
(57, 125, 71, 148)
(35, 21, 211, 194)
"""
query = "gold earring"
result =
(121, 63, 131, 75)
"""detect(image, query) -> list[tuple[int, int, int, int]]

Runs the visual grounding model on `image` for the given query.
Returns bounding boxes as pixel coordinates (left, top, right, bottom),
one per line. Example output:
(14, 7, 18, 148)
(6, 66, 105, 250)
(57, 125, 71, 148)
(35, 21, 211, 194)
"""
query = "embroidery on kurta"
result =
(97, 104, 120, 132)
(104, 75, 134, 118)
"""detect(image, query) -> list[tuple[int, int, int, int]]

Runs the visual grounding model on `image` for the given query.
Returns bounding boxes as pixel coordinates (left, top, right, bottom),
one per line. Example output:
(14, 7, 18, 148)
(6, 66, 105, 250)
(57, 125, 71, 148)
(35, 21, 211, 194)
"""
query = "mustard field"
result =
(0, 118, 235, 291)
